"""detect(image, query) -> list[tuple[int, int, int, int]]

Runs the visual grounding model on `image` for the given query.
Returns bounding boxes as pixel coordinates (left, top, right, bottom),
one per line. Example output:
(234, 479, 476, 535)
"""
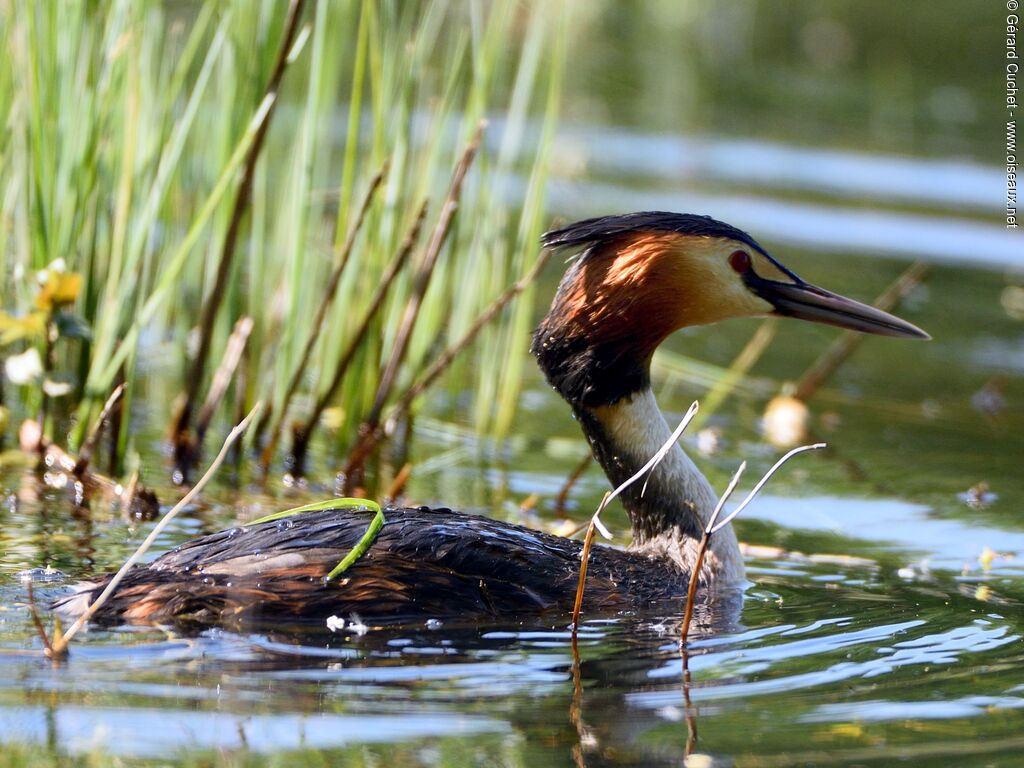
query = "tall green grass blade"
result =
(250, 497, 379, 524)
(83, 93, 274, 402)
(4, 0, 567, 481)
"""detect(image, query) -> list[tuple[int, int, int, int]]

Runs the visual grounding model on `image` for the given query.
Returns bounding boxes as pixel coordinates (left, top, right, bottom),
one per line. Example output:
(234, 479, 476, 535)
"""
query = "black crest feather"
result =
(541, 211, 768, 256)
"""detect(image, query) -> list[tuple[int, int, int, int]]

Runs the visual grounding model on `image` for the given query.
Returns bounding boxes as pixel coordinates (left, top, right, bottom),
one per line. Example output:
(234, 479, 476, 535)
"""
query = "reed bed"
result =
(0, 0, 567, 487)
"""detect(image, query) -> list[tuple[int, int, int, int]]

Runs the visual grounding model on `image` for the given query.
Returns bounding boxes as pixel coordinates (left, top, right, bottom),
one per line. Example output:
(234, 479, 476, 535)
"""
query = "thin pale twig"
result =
(50, 403, 262, 659)
(672, 460, 746, 639)
(196, 316, 253, 440)
(631, 401, 700, 506)
(705, 461, 747, 535)
(680, 442, 826, 645)
(572, 403, 699, 629)
(710, 443, 826, 534)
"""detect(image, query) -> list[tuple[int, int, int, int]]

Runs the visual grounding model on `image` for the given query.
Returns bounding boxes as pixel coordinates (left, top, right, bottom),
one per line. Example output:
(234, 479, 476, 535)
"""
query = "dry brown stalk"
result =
(48, 403, 262, 660)
(261, 162, 388, 466)
(284, 200, 429, 475)
(679, 461, 746, 644)
(384, 462, 412, 501)
(393, 243, 554, 417)
(73, 383, 125, 477)
(555, 453, 593, 514)
(341, 124, 485, 486)
(120, 470, 141, 521)
(794, 261, 929, 402)
(366, 124, 485, 429)
(25, 581, 56, 658)
(519, 493, 539, 512)
(173, 0, 307, 475)
(343, 225, 551, 483)
(571, 511, 602, 629)
(105, 372, 126, 476)
(569, 634, 591, 767)
(195, 316, 253, 442)
(682, 650, 698, 757)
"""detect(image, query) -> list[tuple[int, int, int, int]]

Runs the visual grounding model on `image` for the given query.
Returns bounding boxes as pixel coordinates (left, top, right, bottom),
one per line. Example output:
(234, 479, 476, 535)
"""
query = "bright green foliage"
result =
(0, 1, 567, 473)
(249, 497, 379, 525)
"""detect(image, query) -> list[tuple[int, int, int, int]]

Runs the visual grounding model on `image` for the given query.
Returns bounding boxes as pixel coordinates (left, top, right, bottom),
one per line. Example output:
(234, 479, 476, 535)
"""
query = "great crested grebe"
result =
(55, 212, 927, 628)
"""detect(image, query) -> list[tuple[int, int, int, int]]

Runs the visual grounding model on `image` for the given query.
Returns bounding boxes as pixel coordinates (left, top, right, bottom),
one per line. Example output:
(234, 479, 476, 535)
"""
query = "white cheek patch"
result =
(676, 240, 776, 325)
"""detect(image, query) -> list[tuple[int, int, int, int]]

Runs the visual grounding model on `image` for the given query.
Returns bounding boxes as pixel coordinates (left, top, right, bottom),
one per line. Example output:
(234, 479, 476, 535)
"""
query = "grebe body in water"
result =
(55, 212, 927, 627)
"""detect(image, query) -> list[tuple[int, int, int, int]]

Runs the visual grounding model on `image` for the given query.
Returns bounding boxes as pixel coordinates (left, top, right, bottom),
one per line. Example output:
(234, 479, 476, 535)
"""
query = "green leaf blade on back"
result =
(325, 507, 386, 582)
(248, 497, 387, 585)
(249, 497, 380, 524)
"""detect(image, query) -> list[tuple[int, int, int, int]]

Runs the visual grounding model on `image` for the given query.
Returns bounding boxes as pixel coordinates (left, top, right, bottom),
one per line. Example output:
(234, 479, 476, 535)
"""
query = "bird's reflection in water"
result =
(565, 597, 738, 766)
(196, 596, 738, 765)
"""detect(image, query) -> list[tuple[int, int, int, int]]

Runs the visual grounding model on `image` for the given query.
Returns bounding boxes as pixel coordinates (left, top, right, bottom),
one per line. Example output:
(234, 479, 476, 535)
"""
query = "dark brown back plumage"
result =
(54, 505, 698, 629)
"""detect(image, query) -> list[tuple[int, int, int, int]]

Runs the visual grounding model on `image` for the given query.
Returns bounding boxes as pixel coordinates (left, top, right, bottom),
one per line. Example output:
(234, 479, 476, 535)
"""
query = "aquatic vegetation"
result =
(0, 0, 567, 485)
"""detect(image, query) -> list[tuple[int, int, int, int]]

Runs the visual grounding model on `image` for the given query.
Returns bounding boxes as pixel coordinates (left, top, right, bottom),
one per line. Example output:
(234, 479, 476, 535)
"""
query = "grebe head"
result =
(531, 212, 927, 582)
(533, 211, 928, 409)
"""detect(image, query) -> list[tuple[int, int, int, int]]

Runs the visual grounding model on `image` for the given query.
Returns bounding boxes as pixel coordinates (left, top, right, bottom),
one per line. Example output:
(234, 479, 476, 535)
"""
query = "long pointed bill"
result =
(750, 279, 930, 339)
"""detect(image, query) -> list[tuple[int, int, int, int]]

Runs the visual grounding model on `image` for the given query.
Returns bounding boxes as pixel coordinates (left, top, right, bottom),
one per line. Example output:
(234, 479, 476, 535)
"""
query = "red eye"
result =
(729, 250, 751, 273)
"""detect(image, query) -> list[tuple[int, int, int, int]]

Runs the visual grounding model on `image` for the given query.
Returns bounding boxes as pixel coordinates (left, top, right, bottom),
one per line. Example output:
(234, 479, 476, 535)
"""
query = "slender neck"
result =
(574, 390, 716, 544)
(572, 390, 744, 583)
(531, 263, 744, 582)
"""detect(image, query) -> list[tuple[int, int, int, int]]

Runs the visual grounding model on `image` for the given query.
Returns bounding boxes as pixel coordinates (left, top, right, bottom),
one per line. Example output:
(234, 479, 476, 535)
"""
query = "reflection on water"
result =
(552, 123, 1000, 211)
(4, 707, 507, 759)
